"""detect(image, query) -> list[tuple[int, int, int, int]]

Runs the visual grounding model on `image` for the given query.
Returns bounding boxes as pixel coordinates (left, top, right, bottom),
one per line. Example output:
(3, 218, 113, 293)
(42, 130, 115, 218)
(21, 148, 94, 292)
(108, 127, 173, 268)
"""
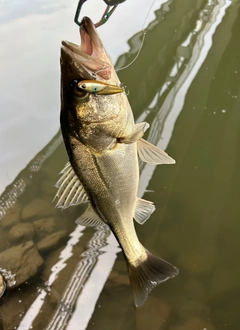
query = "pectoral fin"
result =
(53, 162, 88, 209)
(75, 206, 105, 227)
(118, 122, 150, 144)
(134, 198, 156, 225)
(137, 139, 175, 164)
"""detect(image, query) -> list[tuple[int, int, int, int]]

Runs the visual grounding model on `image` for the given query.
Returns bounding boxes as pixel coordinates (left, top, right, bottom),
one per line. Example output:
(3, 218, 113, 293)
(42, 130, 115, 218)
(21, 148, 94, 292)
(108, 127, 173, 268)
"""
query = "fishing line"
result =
(116, 0, 157, 72)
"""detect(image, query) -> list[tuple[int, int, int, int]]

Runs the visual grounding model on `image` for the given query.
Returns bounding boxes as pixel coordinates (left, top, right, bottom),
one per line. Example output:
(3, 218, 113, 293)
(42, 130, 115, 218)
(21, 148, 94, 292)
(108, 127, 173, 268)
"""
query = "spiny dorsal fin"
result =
(137, 139, 175, 165)
(75, 206, 105, 227)
(134, 198, 156, 225)
(118, 122, 150, 144)
(53, 162, 88, 209)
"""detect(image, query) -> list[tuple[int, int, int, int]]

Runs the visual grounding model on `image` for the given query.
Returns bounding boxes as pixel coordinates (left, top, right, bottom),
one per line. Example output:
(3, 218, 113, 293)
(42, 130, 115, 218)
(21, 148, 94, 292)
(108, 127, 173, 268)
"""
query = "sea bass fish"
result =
(55, 16, 179, 307)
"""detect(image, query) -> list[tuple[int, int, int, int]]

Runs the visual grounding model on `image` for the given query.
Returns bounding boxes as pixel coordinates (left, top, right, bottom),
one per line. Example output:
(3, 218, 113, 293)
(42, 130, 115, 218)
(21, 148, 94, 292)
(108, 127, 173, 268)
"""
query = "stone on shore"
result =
(136, 297, 171, 330)
(208, 267, 240, 301)
(108, 270, 129, 286)
(168, 317, 215, 330)
(0, 228, 9, 252)
(1, 203, 22, 228)
(8, 223, 35, 243)
(21, 198, 55, 220)
(0, 241, 43, 287)
(33, 217, 57, 238)
(177, 249, 214, 275)
(37, 230, 69, 253)
(41, 179, 56, 196)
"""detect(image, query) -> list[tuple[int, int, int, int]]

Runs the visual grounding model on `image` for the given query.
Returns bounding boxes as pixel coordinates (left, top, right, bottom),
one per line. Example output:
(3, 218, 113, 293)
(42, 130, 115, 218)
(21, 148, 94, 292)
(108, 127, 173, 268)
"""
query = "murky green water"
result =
(1, 0, 240, 329)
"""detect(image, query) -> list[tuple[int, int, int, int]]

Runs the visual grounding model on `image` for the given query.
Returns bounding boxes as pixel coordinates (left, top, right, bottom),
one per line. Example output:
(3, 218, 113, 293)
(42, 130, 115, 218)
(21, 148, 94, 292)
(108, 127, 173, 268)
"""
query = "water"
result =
(1, 0, 240, 329)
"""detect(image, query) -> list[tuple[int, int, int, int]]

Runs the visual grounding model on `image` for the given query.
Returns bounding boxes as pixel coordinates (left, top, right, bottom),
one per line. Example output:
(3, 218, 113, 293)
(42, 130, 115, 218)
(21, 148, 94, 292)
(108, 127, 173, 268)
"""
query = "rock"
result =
(208, 267, 240, 302)
(184, 279, 206, 301)
(0, 283, 39, 330)
(169, 317, 215, 330)
(40, 179, 56, 196)
(0, 241, 43, 287)
(40, 246, 66, 280)
(136, 296, 171, 330)
(0, 274, 6, 298)
(37, 230, 69, 253)
(1, 203, 22, 228)
(21, 198, 55, 220)
(108, 270, 129, 286)
(33, 217, 57, 238)
(177, 249, 214, 275)
(211, 295, 240, 327)
(8, 223, 34, 243)
(176, 300, 210, 323)
(0, 228, 9, 252)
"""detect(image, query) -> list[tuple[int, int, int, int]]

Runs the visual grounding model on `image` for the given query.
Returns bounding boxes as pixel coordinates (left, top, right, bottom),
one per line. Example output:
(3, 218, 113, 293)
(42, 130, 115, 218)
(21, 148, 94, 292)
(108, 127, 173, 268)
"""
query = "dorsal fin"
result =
(134, 198, 156, 225)
(53, 162, 88, 209)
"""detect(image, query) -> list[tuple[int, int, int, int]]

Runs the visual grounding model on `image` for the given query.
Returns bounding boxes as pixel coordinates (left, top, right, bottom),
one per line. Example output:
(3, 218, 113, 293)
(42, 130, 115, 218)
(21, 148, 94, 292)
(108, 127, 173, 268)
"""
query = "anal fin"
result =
(75, 206, 106, 227)
(134, 198, 156, 225)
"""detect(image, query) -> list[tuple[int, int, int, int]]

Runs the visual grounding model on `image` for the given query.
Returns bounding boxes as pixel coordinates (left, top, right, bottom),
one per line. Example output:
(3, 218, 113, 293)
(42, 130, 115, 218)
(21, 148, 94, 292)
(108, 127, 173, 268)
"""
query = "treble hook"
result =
(74, 0, 118, 28)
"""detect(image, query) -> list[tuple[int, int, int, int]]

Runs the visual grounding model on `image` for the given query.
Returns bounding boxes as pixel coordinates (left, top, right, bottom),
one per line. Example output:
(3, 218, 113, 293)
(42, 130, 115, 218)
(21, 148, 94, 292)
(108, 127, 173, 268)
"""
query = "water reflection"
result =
(0, 0, 240, 329)
(138, 0, 232, 195)
(0, 133, 62, 219)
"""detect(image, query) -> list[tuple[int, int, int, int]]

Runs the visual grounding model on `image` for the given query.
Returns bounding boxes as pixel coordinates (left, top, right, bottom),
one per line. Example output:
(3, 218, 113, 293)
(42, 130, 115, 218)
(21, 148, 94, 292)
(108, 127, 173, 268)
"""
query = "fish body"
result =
(57, 16, 178, 307)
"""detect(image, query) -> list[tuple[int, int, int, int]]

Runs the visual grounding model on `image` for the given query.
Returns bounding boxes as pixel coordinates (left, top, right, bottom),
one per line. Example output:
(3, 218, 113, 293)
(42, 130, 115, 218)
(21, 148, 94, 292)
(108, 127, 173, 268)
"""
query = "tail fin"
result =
(128, 250, 179, 307)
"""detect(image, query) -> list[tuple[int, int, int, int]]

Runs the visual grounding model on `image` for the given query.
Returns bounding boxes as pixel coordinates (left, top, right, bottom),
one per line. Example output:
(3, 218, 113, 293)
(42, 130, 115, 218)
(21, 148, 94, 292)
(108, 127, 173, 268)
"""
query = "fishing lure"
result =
(78, 80, 124, 95)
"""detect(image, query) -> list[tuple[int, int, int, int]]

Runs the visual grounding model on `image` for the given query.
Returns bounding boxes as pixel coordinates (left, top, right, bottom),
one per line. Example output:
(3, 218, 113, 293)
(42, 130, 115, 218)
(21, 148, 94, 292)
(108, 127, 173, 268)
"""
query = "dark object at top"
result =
(75, 0, 127, 27)
(103, 0, 126, 5)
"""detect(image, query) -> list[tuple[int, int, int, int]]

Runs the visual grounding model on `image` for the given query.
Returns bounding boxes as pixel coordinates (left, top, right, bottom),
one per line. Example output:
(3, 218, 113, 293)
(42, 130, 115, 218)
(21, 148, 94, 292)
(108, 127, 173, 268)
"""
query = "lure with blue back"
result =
(78, 80, 124, 95)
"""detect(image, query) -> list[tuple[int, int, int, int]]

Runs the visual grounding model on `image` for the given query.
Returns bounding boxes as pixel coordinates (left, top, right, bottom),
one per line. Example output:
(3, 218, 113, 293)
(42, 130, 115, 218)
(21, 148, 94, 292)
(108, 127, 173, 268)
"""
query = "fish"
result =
(55, 16, 179, 307)
(78, 79, 124, 95)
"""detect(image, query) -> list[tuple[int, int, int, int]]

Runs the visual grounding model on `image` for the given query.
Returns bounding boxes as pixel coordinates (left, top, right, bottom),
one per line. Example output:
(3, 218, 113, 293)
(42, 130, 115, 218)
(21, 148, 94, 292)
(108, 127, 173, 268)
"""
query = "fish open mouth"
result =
(61, 17, 111, 80)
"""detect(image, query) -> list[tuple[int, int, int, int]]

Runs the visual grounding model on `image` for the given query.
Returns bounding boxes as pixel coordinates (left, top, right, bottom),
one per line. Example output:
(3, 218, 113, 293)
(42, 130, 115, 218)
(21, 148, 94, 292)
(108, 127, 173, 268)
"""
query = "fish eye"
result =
(81, 83, 86, 89)
(71, 80, 88, 98)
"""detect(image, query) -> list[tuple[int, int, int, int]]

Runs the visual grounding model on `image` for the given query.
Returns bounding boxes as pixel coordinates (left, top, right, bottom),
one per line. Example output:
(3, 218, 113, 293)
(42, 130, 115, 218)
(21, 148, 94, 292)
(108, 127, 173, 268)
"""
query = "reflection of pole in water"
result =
(115, 0, 172, 72)
(138, 0, 232, 197)
(47, 225, 113, 330)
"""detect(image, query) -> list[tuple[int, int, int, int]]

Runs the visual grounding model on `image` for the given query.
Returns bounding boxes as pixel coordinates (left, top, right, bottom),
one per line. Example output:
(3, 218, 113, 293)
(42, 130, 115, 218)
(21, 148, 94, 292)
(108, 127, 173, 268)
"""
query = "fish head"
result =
(61, 17, 123, 120)
(60, 17, 134, 150)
